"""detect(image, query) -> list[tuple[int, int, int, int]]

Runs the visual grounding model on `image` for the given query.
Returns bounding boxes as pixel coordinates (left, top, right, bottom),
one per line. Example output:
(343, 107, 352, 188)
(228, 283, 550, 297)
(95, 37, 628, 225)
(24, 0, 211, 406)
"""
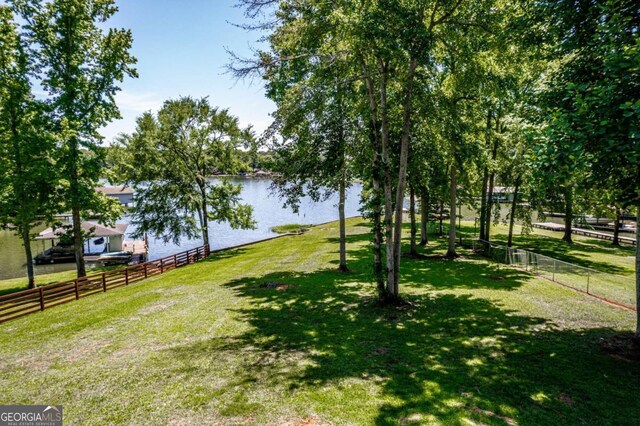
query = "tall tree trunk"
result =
(71, 205, 86, 278)
(562, 186, 573, 243)
(338, 172, 348, 272)
(10, 120, 36, 288)
(199, 184, 210, 247)
(439, 199, 444, 237)
(379, 62, 396, 299)
(372, 184, 384, 293)
(485, 173, 495, 242)
(409, 185, 417, 256)
(68, 135, 86, 277)
(447, 162, 458, 258)
(21, 226, 35, 289)
(484, 162, 498, 243)
(479, 167, 489, 241)
(636, 205, 640, 340)
(507, 177, 521, 248)
(479, 109, 492, 240)
(612, 207, 621, 246)
(391, 57, 418, 296)
(420, 191, 428, 245)
(361, 59, 385, 298)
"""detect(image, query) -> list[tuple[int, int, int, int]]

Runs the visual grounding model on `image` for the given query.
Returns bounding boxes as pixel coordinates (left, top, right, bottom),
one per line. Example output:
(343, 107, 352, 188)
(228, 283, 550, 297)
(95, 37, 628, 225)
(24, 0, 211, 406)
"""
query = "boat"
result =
(95, 251, 133, 266)
(34, 244, 76, 264)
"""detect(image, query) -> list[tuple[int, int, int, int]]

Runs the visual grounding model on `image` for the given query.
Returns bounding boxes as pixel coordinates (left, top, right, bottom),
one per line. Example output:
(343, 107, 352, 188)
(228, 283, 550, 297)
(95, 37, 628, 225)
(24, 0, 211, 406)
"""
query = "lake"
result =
(0, 178, 363, 281)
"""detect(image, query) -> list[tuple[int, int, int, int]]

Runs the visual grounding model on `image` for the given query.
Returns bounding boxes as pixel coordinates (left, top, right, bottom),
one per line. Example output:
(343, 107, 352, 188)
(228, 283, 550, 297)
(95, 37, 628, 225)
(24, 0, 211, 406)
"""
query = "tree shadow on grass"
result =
(0, 285, 28, 297)
(166, 249, 640, 424)
(327, 229, 528, 292)
(202, 247, 251, 262)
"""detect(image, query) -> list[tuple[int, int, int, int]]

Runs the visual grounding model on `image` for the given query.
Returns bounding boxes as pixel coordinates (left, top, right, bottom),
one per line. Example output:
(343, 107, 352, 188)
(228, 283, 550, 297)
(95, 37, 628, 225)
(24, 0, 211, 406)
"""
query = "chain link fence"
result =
(458, 233, 636, 310)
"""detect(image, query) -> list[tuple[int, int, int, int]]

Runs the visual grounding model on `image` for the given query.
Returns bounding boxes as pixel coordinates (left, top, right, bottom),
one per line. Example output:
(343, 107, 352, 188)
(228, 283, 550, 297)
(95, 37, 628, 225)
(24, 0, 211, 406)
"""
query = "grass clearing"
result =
(456, 221, 637, 307)
(458, 221, 636, 276)
(271, 223, 312, 234)
(0, 218, 638, 425)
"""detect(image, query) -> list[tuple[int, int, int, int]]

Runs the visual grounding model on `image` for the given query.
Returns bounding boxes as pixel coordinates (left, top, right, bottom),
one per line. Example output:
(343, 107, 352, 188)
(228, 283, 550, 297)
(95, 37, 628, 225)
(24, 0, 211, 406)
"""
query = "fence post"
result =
(39, 287, 45, 311)
(174, 253, 177, 268)
(74, 279, 79, 300)
(160, 258, 164, 274)
(102, 273, 107, 292)
(125, 268, 129, 285)
(143, 262, 148, 279)
(205, 244, 210, 257)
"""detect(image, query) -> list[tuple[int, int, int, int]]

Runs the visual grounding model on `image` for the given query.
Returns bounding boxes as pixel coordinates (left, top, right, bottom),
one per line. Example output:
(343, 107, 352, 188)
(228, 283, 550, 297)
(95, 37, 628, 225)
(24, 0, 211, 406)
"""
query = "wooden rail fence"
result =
(0, 244, 209, 324)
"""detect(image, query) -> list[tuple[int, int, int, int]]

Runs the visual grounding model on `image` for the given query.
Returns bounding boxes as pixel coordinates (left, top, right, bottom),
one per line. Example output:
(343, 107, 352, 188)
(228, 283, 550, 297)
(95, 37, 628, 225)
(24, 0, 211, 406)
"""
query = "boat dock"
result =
(532, 222, 636, 245)
(123, 240, 148, 263)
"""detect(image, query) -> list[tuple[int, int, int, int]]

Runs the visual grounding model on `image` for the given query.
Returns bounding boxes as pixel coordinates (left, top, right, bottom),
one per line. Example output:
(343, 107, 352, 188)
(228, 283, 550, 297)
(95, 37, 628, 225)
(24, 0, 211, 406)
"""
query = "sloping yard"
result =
(0, 218, 638, 425)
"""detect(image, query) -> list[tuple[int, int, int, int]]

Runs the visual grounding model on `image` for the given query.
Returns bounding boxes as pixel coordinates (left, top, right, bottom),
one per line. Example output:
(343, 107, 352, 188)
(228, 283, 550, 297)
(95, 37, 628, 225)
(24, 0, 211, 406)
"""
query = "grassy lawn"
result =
(455, 221, 637, 307)
(458, 221, 636, 276)
(0, 218, 638, 425)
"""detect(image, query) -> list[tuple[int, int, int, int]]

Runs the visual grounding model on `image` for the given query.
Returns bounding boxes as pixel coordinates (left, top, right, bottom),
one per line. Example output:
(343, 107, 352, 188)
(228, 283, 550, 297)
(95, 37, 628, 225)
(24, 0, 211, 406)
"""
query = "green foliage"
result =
(111, 97, 256, 246)
(6, 0, 137, 277)
(12, 0, 136, 224)
(0, 5, 59, 286)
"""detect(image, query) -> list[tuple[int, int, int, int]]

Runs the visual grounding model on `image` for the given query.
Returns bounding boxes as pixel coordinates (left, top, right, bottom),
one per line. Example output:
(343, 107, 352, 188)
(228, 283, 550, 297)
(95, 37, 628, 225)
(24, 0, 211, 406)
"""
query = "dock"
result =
(532, 222, 636, 245)
(123, 240, 148, 263)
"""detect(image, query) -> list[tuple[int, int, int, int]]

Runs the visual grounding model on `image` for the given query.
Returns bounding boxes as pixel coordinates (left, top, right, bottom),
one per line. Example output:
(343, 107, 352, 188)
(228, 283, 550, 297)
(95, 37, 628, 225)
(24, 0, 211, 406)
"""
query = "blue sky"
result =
(99, 0, 273, 143)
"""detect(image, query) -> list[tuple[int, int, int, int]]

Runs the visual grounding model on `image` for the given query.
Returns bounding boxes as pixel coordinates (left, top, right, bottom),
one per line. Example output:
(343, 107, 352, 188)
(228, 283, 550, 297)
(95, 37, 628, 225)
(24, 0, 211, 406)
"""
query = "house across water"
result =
(96, 185, 134, 206)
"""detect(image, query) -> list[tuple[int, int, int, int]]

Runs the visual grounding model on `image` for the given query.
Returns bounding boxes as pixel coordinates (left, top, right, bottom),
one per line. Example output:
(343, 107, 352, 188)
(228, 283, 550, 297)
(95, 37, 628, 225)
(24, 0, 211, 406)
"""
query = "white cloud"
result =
(114, 91, 163, 114)
(99, 91, 163, 144)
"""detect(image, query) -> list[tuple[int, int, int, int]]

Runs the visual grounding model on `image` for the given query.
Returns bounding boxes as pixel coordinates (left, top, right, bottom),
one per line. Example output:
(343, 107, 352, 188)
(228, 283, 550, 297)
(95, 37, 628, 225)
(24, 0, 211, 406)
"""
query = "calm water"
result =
(0, 178, 363, 280)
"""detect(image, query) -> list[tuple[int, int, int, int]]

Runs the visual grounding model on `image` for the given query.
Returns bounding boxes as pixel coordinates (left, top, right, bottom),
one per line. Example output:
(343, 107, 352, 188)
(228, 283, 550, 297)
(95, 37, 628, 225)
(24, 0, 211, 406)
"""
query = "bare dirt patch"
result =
(600, 333, 640, 362)
(260, 282, 293, 291)
(138, 300, 177, 315)
(280, 415, 333, 426)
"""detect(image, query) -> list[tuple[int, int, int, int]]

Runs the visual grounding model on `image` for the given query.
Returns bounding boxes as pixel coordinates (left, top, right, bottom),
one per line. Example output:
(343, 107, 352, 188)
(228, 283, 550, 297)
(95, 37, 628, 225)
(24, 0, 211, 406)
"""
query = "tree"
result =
(267, 76, 357, 272)
(13, 0, 137, 277)
(233, 0, 506, 301)
(0, 5, 58, 288)
(531, 0, 639, 335)
(111, 97, 255, 247)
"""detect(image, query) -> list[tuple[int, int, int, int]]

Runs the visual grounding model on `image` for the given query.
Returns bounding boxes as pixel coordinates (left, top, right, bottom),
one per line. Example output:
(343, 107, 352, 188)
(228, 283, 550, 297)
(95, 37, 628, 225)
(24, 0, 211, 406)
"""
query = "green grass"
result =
(456, 221, 637, 306)
(0, 218, 638, 425)
(271, 223, 311, 234)
(459, 221, 636, 276)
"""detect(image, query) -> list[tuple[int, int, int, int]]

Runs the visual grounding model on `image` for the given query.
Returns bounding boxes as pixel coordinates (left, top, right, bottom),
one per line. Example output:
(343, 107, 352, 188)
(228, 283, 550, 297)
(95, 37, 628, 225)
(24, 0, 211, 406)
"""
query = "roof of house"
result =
(35, 222, 128, 240)
(95, 186, 134, 196)
(493, 186, 514, 193)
